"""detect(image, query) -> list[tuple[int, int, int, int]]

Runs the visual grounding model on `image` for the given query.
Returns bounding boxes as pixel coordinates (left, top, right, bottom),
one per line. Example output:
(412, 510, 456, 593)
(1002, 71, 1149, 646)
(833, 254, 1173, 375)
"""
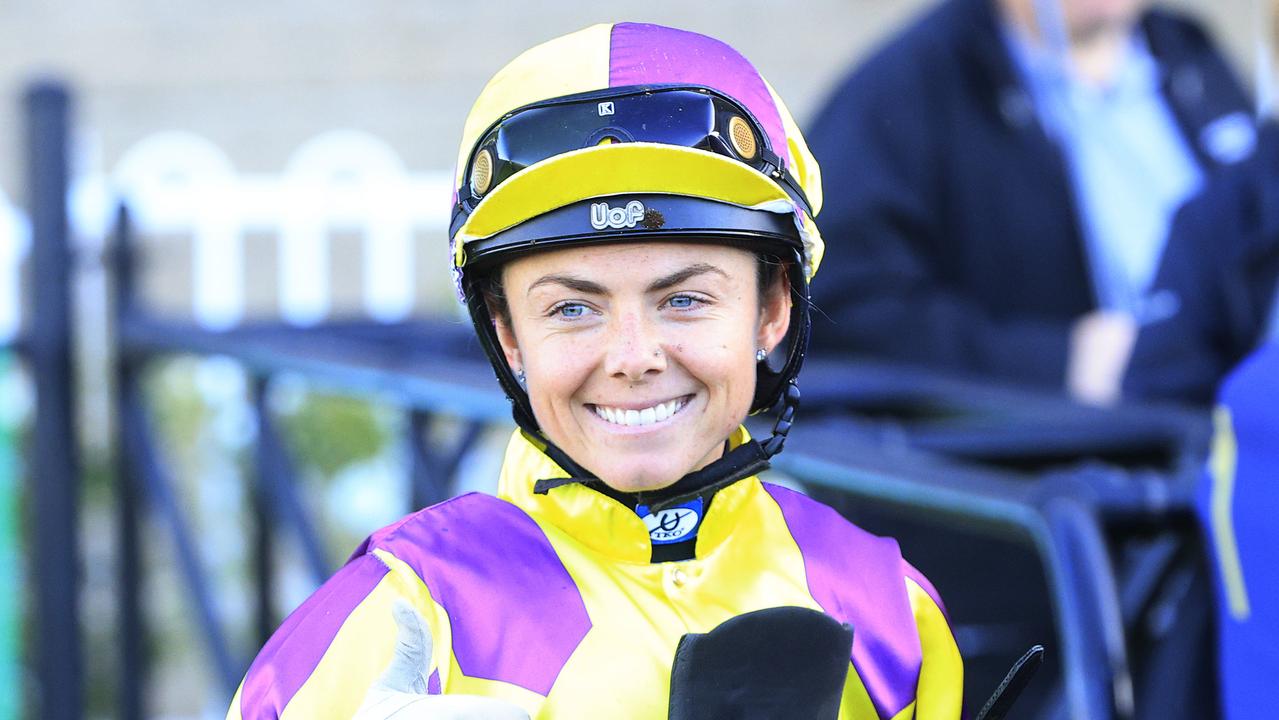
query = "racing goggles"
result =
(455, 85, 813, 219)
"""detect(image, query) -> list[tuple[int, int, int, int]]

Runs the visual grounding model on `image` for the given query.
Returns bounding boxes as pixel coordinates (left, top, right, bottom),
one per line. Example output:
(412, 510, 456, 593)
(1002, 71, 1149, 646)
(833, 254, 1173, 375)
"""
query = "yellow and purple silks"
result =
(226, 428, 963, 719)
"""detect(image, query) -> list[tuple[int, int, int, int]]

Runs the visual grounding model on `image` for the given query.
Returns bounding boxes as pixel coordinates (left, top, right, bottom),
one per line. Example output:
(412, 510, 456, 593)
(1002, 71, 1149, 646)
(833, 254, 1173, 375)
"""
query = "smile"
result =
(589, 396, 691, 427)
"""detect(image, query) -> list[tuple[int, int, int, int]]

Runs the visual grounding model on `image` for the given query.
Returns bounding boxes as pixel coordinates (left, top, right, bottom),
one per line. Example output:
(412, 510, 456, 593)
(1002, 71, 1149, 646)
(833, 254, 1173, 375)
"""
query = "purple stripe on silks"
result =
(348, 510, 417, 560)
(427, 669, 441, 695)
(904, 559, 951, 625)
(240, 554, 389, 717)
(370, 492, 590, 696)
(607, 22, 791, 168)
(764, 483, 922, 720)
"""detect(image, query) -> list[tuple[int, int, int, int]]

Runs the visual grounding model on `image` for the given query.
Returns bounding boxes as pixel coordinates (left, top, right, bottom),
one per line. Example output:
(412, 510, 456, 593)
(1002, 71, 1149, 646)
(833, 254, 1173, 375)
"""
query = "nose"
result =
(603, 310, 666, 382)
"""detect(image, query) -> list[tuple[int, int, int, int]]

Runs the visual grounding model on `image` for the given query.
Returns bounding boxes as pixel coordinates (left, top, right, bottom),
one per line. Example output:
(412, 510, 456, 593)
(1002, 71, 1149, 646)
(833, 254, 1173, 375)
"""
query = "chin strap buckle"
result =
(761, 381, 800, 458)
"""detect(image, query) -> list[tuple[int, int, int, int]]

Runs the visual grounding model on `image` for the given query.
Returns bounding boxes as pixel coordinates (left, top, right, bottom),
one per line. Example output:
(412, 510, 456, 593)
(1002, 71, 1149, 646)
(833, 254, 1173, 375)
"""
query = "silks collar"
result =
(496, 427, 766, 564)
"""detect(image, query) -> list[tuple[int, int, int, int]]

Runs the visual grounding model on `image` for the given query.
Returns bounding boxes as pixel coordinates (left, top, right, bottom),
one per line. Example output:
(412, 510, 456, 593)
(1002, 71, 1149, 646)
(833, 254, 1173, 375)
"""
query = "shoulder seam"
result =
(365, 492, 511, 552)
(762, 482, 898, 548)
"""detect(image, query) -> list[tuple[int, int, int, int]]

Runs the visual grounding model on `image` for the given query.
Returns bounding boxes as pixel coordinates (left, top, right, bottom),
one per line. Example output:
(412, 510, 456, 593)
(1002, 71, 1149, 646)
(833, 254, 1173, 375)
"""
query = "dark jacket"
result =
(1123, 124, 1279, 404)
(806, 0, 1254, 389)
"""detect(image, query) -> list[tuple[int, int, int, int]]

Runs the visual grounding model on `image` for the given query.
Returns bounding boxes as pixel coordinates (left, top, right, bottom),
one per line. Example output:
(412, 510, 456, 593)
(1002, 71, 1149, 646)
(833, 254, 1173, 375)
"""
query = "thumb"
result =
(380, 599, 434, 694)
(357, 600, 531, 720)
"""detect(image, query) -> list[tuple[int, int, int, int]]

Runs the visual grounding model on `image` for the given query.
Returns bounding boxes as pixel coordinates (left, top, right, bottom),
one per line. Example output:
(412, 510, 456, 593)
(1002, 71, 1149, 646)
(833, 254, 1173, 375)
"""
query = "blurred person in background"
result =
(805, 0, 1255, 405)
(1122, 121, 1278, 403)
(227, 23, 965, 720)
(1123, 0, 1279, 404)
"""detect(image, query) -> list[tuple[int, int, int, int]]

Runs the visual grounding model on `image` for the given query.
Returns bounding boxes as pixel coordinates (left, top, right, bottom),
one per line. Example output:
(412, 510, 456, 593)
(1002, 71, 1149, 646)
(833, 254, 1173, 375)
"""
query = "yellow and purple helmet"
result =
(451, 22, 824, 460)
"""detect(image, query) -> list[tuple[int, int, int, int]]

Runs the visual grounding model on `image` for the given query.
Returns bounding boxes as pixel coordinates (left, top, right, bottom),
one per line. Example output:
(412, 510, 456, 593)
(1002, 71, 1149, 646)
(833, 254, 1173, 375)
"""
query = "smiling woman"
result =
(492, 243, 789, 493)
(228, 21, 963, 720)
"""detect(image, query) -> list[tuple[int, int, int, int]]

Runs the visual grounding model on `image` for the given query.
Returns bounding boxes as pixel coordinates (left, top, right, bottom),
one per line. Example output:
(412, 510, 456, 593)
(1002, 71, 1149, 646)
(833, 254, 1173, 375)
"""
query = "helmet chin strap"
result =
(530, 381, 801, 514)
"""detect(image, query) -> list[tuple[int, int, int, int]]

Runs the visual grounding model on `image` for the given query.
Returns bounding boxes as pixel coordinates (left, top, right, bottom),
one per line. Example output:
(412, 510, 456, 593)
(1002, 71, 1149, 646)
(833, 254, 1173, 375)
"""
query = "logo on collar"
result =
(636, 497, 703, 545)
(591, 200, 646, 230)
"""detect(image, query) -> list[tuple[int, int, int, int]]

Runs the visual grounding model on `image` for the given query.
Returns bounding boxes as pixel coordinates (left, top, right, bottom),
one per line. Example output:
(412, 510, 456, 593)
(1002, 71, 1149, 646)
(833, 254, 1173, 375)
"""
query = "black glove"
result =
(668, 606, 854, 720)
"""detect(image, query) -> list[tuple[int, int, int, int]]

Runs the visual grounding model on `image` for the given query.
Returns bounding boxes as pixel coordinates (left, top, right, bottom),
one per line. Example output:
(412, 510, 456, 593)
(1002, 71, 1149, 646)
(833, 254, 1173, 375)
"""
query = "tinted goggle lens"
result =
(464, 89, 772, 202)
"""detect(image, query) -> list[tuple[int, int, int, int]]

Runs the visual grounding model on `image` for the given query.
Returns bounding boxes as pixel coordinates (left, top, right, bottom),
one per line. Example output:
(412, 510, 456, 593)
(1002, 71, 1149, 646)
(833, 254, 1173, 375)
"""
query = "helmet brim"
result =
(452, 142, 796, 266)
(460, 194, 805, 275)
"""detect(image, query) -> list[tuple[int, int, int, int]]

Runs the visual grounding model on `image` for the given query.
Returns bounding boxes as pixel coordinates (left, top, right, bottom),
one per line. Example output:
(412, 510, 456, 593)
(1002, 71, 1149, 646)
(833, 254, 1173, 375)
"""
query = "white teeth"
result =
(592, 397, 686, 427)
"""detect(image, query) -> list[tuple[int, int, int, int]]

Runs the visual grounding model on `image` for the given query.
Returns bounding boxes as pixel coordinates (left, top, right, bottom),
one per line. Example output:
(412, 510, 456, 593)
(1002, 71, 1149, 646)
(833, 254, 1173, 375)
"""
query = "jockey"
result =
(228, 22, 963, 720)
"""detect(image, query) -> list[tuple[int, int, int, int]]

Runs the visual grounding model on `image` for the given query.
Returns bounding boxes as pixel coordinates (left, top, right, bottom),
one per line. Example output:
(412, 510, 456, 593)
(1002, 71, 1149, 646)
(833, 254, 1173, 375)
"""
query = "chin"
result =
(594, 465, 686, 494)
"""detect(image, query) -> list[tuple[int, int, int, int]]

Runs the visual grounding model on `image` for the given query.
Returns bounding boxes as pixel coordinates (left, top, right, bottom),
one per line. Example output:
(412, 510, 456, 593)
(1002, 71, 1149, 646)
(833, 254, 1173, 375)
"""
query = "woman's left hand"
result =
(354, 601, 530, 720)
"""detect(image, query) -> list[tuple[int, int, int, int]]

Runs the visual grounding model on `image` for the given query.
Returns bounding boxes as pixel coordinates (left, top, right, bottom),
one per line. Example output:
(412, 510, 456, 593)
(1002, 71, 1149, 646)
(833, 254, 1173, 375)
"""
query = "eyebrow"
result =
(527, 274, 607, 296)
(645, 263, 727, 292)
(526, 263, 728, 297)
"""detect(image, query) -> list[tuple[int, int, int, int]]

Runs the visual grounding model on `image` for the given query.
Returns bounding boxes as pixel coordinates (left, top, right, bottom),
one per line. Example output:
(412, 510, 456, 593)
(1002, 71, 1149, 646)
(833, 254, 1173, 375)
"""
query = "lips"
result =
(589, 396, 690, 427)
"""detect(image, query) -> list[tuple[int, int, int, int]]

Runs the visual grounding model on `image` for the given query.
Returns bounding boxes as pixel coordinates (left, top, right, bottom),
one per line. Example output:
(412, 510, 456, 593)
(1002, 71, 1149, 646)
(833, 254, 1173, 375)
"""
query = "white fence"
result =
(0, 187, 27, 345)
(0, 129, 456, 342)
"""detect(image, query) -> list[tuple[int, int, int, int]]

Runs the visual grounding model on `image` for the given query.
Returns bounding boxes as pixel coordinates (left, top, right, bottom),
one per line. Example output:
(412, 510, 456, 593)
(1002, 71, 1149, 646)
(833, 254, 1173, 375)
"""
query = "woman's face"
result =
(493, 242, 791, 493)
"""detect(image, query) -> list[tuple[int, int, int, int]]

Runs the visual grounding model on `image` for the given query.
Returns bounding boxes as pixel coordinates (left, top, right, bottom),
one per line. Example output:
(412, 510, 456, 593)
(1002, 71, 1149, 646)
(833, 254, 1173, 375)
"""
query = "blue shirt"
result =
(1003, 25, 1204, 319)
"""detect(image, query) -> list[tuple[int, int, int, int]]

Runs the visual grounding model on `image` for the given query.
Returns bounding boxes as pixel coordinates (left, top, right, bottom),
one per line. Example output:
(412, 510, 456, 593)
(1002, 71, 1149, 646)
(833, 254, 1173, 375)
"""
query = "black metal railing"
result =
(23, 81, 83, 720)
(110, 204, 511, 712)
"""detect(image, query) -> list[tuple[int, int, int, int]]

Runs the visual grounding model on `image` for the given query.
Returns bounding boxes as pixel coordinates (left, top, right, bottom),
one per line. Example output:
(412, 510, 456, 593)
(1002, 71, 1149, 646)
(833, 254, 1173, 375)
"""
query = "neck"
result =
(1069, 24, 1133, 85)
(1001, 0, 1136, 86)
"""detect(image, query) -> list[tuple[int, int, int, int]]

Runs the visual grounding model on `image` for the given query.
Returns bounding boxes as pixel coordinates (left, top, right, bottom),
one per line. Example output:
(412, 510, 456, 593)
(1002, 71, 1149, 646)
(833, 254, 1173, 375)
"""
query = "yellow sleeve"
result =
(226, 550, 449, 720)
(907, 577, 964, 719)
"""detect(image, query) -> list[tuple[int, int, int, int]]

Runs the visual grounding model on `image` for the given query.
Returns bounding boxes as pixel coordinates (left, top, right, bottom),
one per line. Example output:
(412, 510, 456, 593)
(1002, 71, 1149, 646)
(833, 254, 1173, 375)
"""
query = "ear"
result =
(492, 311, 523, 375)
(756, 268, 792, 354)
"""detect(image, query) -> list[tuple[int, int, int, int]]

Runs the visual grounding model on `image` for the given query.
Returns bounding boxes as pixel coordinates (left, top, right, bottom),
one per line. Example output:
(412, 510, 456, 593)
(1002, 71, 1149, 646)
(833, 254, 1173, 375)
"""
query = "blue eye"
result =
(668, 295, 699, 309)
(555, 303, 587, 318)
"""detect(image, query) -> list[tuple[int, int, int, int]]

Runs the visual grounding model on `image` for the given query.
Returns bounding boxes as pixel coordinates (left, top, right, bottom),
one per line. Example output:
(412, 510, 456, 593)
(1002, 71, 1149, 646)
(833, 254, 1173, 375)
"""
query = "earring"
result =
(516, 369, 527, 387)
(755, 348, 768, 362)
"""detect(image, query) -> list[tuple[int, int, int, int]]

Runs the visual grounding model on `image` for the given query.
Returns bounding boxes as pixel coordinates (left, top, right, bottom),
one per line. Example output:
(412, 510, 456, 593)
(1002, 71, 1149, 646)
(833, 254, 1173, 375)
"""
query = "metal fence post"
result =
(250, 378, 278, 646)
(111, 204, 146, 720)
(25, 80, 82, 720)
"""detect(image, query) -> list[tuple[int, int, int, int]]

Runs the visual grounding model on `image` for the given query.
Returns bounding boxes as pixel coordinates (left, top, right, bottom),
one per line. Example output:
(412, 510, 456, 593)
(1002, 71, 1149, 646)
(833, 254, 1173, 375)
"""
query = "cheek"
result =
(721, 317, 765, 407)
(677, 323, 757, 400)
(696, 351, 759, 444)
(524, 335, 597, 407)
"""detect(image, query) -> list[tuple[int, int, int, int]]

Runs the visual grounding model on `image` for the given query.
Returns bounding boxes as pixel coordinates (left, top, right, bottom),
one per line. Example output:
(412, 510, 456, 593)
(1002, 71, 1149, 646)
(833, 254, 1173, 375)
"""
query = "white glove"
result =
(354, 600, 530, 720)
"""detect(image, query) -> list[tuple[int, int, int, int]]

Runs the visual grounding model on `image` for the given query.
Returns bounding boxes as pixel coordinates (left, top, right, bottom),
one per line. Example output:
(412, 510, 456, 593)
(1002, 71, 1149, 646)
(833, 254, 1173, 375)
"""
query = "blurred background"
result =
(1, 1, 1274, 718)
